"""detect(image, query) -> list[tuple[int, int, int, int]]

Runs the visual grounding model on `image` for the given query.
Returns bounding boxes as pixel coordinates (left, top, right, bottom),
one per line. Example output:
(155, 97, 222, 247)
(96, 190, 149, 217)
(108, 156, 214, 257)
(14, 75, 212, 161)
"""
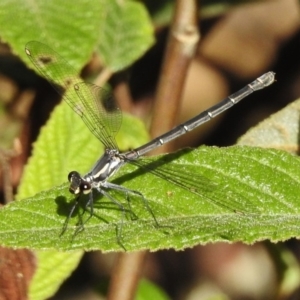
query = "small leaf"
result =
(136, 278, 170, 300)
(28, 251, 83, 300)
(98, 0, 154, 71)
(238, 98, 300, 154)
(0, 0, 102, 71)
(0, 0, 154, 74)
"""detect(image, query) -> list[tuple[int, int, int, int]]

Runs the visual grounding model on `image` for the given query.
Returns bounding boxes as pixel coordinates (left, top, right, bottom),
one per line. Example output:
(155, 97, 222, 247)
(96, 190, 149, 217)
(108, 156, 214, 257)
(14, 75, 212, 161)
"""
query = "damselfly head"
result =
(68, 171, 91, 195)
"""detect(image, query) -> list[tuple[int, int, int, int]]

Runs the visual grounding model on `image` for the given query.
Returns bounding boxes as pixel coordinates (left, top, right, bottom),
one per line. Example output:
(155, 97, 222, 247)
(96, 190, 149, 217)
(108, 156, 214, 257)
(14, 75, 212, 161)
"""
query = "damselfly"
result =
(25, 41, 275, 246)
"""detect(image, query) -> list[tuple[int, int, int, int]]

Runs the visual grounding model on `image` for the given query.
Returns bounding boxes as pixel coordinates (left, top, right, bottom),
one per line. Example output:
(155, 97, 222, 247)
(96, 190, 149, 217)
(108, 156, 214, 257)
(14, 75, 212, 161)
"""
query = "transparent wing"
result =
(25, 41, 121, 150)
(74, 82, 122, 150)
(126, 151, 259, 214)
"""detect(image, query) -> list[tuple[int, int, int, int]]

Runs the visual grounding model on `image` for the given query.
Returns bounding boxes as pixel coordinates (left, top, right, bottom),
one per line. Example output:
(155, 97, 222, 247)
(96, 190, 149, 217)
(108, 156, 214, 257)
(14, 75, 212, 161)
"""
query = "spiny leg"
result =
(79, 191, 94, 226)
(99, 188, 127, 250)
(61, 193, 94, 237)
(105, 182, 160, 228)
(73, 192, 95, 235)
(60, 195, 80, 236)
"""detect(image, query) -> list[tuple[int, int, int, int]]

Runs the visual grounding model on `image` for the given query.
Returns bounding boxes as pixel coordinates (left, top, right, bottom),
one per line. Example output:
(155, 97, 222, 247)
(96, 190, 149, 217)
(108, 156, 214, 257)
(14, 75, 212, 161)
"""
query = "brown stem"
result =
(94, 67, 113, 88)
(107, 251, 147, 300)
(111, 72, 134, 113)
(0, 151, 14, 204)
(150, 0, 200, 155)
(0, 139, 22, 204)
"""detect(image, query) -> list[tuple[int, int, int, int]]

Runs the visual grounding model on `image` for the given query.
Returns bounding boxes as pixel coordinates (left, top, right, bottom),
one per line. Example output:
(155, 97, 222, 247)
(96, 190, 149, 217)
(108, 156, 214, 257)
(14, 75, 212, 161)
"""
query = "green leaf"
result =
(238, 98, 300, 154)
(0, 0, 101, 71)
(266, 243, 300, 298)
(1, 145, 300, 252)
(28, 250, 83, 300)
(0, 0, 154, 72)
(98, 0, 154, 71)
(136, 278, 170, 300)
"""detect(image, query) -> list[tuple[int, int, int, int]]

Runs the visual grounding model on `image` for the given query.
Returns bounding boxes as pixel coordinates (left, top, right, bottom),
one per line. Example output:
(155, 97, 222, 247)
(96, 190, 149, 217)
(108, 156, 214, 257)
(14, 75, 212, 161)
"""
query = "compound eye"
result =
(68, 171, 80, 182)
(80, 182, 91, 194)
